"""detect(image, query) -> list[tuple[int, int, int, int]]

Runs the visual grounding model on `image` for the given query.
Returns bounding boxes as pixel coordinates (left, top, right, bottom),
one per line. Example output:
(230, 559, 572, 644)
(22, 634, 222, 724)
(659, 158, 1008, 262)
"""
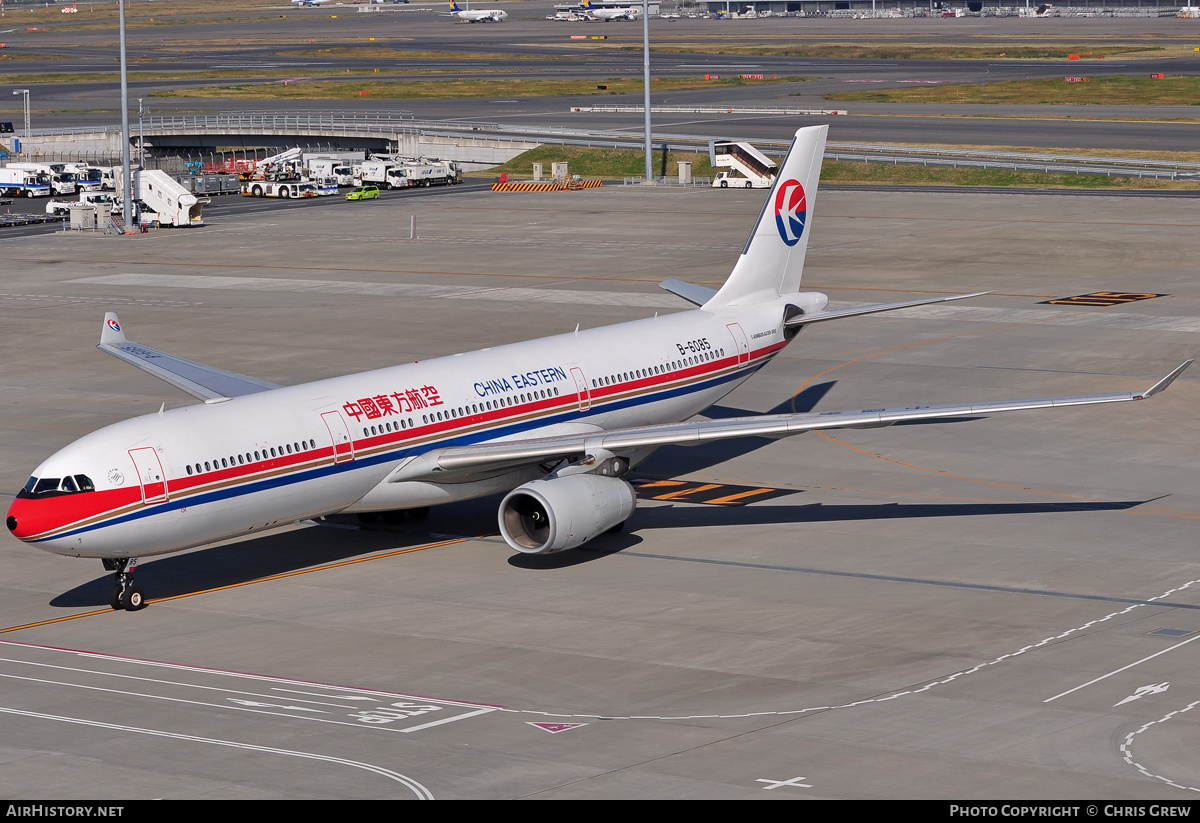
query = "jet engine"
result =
(498, 474, 637, 554)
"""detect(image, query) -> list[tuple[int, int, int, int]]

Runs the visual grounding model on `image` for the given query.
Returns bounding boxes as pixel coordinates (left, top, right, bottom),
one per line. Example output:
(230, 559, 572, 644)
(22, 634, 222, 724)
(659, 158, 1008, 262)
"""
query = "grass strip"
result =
(828, 74, 1200, 105)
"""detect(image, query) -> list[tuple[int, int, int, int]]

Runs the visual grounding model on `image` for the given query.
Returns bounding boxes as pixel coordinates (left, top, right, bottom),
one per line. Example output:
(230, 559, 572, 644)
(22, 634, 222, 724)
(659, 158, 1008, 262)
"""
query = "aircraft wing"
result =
(96, 312, 281, 402)
(389, 361, 1192, 482)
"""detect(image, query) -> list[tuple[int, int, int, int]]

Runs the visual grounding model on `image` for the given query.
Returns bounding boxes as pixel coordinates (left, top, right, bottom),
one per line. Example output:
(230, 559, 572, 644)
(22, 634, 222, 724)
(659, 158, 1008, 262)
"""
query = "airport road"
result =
(7, 6, 1200, 151)
(1, 183, 1200, 799)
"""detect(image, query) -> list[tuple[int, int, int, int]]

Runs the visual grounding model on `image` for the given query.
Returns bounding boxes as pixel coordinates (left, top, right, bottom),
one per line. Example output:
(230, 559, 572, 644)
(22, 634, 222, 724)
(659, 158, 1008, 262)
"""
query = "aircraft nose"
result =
(6, 498, 34, 541)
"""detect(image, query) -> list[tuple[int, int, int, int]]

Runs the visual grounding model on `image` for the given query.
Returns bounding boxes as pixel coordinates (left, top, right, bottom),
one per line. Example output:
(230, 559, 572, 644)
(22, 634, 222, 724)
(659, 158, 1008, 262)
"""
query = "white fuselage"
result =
(10, 296, 819, 561)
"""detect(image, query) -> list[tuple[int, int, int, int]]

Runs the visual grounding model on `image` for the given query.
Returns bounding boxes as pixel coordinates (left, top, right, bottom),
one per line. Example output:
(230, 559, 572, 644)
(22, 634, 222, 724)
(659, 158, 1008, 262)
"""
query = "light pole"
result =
(12, 89, 29, 158)
(642, 0, 651, 183)
(118, 0, 131, 231)
(138, 97, 144, 169)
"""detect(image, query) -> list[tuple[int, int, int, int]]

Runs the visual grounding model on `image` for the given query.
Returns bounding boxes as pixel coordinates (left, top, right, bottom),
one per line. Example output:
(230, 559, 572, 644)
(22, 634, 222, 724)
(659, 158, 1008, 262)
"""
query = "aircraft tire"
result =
(125, 587, 145, 611)
(407, 506, 430, 520)
(356, 512, 380, 524)
(109, 585, 124, 611)
(382, 510, 406, 524)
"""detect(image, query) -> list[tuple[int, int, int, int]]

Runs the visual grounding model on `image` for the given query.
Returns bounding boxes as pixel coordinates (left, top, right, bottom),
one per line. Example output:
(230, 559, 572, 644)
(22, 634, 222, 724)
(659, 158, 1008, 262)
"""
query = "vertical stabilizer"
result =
(704, 125, 828, 308)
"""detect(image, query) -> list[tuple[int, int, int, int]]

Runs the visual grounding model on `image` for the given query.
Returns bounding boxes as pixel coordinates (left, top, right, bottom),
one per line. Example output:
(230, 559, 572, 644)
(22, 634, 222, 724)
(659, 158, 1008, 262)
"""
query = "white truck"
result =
(6, 162, 76, 195)
(709, 140, 777, 189)
(0, 166, 51, 198)
(45, 190, 115, 215)
(115, 167, 208, 227)
(356, 159, 402, 188)
(239, 180, 317, 199)
(305, 158, 355, 187)
(386, 160, 461, 189)
(62, 163, 104, 192)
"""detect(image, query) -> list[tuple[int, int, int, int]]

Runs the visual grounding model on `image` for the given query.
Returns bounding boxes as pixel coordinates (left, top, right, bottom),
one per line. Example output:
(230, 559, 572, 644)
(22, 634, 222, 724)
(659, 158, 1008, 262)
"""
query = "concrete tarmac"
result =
(1, 182, 1199, 799)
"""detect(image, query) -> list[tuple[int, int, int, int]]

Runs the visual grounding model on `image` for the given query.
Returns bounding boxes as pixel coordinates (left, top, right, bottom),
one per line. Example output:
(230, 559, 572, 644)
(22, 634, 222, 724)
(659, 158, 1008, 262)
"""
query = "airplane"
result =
(580, 0, 642, 21)
(5, 126, 1191, 612)
(445, 1, 508, 22)
(291, 0, 336, 6)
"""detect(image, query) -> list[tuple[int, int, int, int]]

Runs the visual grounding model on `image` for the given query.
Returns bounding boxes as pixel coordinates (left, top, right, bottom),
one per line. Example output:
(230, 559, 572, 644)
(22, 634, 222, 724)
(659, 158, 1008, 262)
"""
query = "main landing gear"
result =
(102, 557, 145, 611)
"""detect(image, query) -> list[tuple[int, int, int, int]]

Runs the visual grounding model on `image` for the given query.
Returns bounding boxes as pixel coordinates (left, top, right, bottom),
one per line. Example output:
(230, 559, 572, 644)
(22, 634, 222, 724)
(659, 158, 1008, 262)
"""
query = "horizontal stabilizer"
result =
(97, 312, 280, 402)
(786, 291, 992, 327)
(659, 279, 718, 307)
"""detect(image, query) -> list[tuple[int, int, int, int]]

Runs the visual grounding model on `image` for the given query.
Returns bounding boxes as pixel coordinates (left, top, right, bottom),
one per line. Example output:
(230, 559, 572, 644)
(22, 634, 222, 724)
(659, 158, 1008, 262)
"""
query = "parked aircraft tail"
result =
(705, 125, 828, 308)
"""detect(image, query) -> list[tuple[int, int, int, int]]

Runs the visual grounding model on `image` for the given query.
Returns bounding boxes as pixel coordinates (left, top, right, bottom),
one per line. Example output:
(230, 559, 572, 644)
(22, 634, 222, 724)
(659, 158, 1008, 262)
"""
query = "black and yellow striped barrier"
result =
(491, 180, 604, 192)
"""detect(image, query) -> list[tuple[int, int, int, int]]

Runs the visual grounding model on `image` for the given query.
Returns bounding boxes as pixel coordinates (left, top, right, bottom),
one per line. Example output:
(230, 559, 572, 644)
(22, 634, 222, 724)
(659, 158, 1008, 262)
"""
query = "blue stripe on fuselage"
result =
(37, 358, 768, 542)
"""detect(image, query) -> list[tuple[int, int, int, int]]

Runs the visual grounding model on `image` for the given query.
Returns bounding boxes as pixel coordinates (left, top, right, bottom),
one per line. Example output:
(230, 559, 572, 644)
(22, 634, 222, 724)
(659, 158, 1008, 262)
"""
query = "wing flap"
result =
(393, 362, 1191, 482)
(96, 312, 281, 402)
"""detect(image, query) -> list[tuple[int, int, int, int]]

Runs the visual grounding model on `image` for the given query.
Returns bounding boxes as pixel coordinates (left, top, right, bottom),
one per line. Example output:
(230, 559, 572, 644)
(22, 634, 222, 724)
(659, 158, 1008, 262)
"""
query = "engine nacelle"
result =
(498, 474, 637, 554)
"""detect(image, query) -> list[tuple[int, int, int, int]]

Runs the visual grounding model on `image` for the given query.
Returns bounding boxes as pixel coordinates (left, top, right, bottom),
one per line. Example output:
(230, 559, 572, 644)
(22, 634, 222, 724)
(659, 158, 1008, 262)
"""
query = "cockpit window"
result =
(33, 478, 61, 495)
(17, 474, 96, 499)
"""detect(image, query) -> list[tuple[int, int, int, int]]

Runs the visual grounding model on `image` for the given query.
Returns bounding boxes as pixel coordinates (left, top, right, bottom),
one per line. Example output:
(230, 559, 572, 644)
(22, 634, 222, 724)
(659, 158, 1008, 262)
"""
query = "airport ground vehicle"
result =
(6, 126, 1190, 612)
(240, 181, 316, 199)
(115, 168, 208, 227)
(346, 185, 380, 201)
(710, 140, 777, 188)
(0, 166, 51, 198)
(45, 191, 115, 215)
(356, 159, 402, 188)
(63, 163, 104, 192)
(386, 161, 461, 189)
(6, 162, 76, 196)
(305, 157, 356, 187)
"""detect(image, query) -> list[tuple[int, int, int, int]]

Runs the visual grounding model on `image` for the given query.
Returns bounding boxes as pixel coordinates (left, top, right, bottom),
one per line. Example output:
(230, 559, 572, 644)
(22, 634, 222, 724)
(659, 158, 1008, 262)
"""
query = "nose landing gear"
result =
(102, 557, 145, 611)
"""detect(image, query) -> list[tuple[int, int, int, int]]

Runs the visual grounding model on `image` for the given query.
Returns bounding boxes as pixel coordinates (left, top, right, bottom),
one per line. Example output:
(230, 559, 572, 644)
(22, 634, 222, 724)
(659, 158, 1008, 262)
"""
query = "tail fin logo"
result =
(773, 179, 807, 247)
(106, 319, 121, 333)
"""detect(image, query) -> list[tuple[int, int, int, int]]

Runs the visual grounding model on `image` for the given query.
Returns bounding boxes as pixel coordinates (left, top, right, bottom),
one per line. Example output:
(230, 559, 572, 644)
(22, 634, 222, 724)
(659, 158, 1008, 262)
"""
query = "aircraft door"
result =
(570, 366, 591, 411)
(320, 411, 355, 464)
(726, 323, 750, 365)
(128, 447, 168, 505)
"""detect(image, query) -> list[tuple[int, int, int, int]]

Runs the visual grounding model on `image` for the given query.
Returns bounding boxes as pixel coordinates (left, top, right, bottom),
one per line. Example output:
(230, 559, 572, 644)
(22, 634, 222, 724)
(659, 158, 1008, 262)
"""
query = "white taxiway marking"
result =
(0, 643, 497, 734)
(0, 705, 434, 799)
(1121, 700, 1200, 793)
(73, 273, 686, 308)
(756, 775, 812, 790)
(1044, 633, 1200, 703)
(508, 576, 1200, 721)
(1115, 682, 1170, 707)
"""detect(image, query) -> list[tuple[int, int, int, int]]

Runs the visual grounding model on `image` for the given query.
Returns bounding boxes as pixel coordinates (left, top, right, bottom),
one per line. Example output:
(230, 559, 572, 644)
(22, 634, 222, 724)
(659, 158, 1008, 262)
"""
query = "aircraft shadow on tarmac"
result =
(51, 523, 441, 609)
(508, 497, 1149, 570)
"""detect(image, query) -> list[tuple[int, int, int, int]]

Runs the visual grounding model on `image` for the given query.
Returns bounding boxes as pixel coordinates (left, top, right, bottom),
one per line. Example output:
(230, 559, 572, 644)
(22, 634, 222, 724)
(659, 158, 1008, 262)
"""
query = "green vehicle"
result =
(345, 185, 380, 201)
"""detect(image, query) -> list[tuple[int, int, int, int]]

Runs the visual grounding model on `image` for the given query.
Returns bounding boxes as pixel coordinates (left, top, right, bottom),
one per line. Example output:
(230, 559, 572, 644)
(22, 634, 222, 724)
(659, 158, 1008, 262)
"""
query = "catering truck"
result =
(0, 165, 51, 198)
(385, 160, 461, 189)
(6, 162, 76, 195)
